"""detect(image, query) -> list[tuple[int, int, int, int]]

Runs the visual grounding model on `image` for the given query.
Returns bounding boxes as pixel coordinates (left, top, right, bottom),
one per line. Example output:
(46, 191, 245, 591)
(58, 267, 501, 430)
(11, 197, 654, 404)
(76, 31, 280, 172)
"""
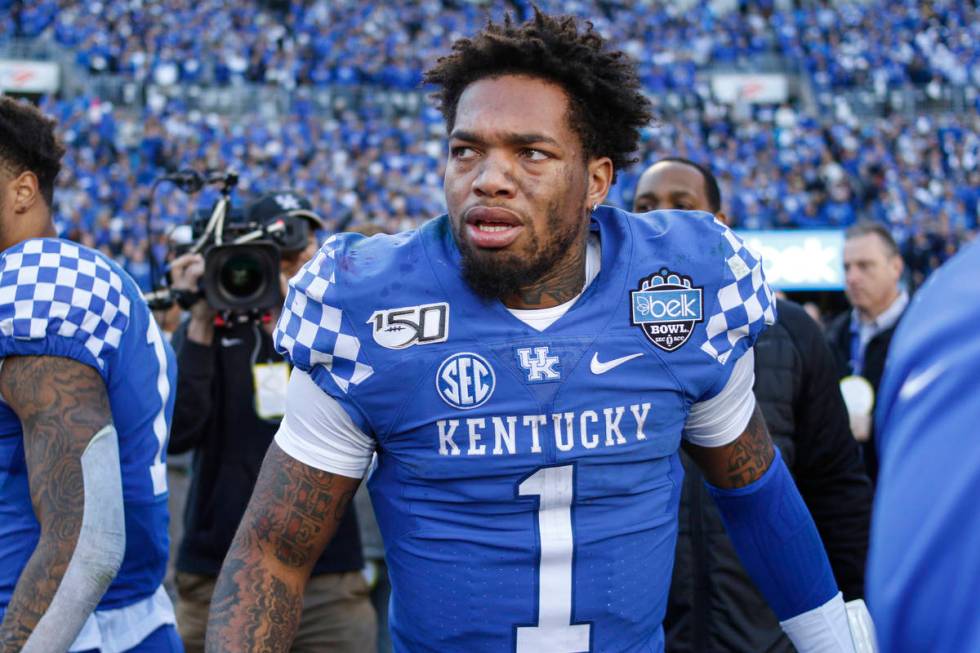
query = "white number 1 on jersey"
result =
(516, 464, 591, 652)
(147, 320, 171, 496)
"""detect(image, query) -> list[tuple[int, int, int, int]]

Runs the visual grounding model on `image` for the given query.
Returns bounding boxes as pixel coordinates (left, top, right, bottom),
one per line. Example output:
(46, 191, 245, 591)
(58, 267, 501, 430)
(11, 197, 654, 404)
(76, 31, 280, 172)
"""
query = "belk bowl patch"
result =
(630, 269, 703, 351)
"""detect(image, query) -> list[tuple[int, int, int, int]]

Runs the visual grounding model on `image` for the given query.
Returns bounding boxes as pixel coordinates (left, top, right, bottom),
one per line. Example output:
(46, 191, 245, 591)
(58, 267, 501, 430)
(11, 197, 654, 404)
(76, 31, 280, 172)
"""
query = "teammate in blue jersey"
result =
(868, 238, 980, 652)
(0, 98, 181, 651)
(208, 11, 855, 652)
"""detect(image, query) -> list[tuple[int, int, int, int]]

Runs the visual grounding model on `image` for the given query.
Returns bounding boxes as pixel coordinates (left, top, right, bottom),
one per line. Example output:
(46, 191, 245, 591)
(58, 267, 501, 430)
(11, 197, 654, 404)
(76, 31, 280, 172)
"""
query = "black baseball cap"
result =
(245, 191, 326, 231)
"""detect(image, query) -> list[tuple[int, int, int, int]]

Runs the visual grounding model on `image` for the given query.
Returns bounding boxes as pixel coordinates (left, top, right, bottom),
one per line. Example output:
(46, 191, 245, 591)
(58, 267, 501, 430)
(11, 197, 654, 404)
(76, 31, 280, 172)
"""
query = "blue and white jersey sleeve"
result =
(275, 370, 375, 479)
(0, 238, 131, 380)
(643, 214, 774, 446)
(274, 234, 375, 434)
(695, 219, 775, 400)
(683, 348, 757, 447)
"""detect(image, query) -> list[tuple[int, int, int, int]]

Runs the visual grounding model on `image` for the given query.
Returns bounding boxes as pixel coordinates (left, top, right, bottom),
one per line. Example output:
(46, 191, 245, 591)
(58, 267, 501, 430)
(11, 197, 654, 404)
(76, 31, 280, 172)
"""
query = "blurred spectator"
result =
(825, 222, 907, 484)
(634, 159, 872, 652)
(802, 301, 824, 329)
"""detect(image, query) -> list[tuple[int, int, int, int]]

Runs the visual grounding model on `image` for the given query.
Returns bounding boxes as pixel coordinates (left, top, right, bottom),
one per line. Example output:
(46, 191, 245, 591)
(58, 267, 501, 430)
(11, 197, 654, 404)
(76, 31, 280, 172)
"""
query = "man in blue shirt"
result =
(0, 97, 181, 651)
(207, 11, 856, 652)
(868, 238, 980, 652)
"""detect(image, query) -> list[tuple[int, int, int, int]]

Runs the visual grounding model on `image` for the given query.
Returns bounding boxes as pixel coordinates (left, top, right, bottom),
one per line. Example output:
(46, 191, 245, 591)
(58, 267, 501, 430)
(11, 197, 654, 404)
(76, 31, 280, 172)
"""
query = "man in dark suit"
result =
(825, 222, 908, 483)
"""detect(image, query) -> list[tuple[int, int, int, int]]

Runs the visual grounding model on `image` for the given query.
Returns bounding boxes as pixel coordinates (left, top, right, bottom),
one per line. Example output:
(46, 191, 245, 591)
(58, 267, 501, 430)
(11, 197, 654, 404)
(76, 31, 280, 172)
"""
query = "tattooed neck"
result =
(505, 242, 587, 310)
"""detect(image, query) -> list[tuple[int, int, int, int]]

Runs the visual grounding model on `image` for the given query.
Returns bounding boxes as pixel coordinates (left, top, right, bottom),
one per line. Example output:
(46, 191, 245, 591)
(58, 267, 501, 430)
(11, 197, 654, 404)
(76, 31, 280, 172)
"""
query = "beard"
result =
(454, 203, 585, 301)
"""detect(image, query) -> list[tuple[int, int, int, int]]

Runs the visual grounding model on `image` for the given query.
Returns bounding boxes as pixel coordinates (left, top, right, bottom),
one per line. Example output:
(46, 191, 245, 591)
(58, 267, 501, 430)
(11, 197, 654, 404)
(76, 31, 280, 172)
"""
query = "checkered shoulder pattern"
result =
(274, 235, 373, 394)
(700, 226, 776, 366)
(0, 239, 131, 371)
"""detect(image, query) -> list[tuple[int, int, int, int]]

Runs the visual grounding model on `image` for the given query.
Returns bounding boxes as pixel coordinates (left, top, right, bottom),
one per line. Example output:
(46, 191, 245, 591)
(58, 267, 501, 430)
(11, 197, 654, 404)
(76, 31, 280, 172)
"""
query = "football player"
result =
(208, 11, 855, 652)
(0, 98, 181, 651)
(869, 237, 980, 652)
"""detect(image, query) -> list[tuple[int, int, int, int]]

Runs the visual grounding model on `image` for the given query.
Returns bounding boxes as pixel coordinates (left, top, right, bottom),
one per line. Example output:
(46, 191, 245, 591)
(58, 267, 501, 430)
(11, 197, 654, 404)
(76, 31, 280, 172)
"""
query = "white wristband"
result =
(779, 592, 856, 653)
(844, 599, 880, 653)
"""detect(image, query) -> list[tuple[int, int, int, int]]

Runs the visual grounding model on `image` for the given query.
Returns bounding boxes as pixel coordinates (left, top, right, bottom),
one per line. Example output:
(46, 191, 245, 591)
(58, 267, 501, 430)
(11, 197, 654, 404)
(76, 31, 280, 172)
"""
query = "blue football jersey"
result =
(869, 239, 980, 652)
(275, 207, 774, 652)
(0, 238, 176, 612)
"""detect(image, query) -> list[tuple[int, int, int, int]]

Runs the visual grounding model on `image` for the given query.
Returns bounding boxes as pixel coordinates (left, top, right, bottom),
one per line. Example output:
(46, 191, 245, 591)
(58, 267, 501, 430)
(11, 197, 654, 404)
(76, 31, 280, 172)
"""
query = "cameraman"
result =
(167, 191, 376, 653)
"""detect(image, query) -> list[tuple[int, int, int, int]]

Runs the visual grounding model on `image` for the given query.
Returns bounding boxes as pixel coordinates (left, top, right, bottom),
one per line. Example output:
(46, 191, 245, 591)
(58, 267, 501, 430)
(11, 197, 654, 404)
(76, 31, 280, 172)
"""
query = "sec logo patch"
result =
(436, 352, 495, 410)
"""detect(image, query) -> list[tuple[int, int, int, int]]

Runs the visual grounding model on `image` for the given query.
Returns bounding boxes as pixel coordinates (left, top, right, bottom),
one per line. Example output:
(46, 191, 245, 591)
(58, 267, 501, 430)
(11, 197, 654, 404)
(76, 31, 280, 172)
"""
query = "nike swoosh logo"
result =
(591, 352, 643, 375)
(220, 337, 243, 347)
(898, 361, 947, 401)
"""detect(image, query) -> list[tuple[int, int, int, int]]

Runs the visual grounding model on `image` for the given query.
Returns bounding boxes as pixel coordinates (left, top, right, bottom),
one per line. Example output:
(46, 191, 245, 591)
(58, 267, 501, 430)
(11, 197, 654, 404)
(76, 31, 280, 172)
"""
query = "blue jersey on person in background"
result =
(869, 238, 980, 652)
(0, 238, 176, 614)
(277, 207, 775, 652)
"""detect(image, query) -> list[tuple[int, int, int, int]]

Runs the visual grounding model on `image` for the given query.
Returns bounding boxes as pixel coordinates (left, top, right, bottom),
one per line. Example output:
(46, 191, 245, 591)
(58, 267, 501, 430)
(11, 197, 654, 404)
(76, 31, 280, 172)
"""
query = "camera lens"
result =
(204, 242, 281, 312)
(219, 252, 266, 300)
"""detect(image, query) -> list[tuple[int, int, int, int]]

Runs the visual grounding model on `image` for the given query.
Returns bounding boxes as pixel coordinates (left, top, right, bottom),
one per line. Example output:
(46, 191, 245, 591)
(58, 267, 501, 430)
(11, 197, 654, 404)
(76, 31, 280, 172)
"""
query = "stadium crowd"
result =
(1, 4, 978, 652)
(2, 0, 976, 292)
(7, 1, 977, 94)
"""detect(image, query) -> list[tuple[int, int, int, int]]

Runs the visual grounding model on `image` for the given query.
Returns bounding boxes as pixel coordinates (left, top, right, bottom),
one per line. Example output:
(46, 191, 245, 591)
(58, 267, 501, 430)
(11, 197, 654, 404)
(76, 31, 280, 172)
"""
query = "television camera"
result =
(145, 169, 315, 316)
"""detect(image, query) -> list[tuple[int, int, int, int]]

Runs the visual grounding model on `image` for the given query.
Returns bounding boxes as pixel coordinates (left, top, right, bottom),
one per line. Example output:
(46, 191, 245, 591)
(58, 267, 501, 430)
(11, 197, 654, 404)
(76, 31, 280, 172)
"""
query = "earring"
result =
(591, 202, 598, 213)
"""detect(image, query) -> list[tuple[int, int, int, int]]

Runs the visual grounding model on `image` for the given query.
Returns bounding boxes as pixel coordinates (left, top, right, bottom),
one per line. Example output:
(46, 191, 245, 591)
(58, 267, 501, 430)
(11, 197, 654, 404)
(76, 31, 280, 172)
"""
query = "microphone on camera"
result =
(161, 169, 205, 193)
(161, 169, 238, 194)
(206, 169, 239, 189)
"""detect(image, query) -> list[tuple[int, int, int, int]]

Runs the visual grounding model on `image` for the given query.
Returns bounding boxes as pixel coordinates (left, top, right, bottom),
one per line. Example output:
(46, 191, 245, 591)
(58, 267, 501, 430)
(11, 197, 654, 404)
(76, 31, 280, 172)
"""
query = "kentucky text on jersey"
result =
(437, 404, 652, 456)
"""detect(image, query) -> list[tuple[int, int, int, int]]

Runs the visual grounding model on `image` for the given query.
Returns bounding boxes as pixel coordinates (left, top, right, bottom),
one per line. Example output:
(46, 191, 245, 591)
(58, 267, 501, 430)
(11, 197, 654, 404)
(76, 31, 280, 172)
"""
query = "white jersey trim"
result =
(274, 369, 374, 479)
(682, 349, 756, 448)
(68, 584, 175, 653)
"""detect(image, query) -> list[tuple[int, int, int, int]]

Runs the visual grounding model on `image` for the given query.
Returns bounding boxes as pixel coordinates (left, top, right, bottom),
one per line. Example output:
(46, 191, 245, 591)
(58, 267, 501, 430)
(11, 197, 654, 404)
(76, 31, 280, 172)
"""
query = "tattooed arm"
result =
(686, 401, 844, 642)
(683, 402, 775, 489)
(0, 355, 123, 653)
(206, 442, 359, 653)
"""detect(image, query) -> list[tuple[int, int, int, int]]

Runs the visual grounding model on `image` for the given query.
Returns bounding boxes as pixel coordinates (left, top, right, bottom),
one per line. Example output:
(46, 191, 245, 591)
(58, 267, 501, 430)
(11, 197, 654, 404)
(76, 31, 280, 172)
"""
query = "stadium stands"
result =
(1, 0, 975, 290)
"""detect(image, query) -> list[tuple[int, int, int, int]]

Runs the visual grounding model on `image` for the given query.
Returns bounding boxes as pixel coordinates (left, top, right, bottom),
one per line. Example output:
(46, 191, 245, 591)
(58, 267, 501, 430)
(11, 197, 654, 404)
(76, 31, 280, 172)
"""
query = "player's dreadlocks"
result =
(424, 8, 653, 181)
(0, 96, 65, 206)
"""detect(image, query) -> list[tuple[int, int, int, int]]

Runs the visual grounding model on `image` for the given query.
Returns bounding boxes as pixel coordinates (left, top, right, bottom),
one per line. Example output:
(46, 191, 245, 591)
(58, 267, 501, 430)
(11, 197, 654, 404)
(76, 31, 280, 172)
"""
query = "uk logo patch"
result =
(630, 269, 703, 352)
(274, 193, 301, 211)
(516, 346, 561, 383)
